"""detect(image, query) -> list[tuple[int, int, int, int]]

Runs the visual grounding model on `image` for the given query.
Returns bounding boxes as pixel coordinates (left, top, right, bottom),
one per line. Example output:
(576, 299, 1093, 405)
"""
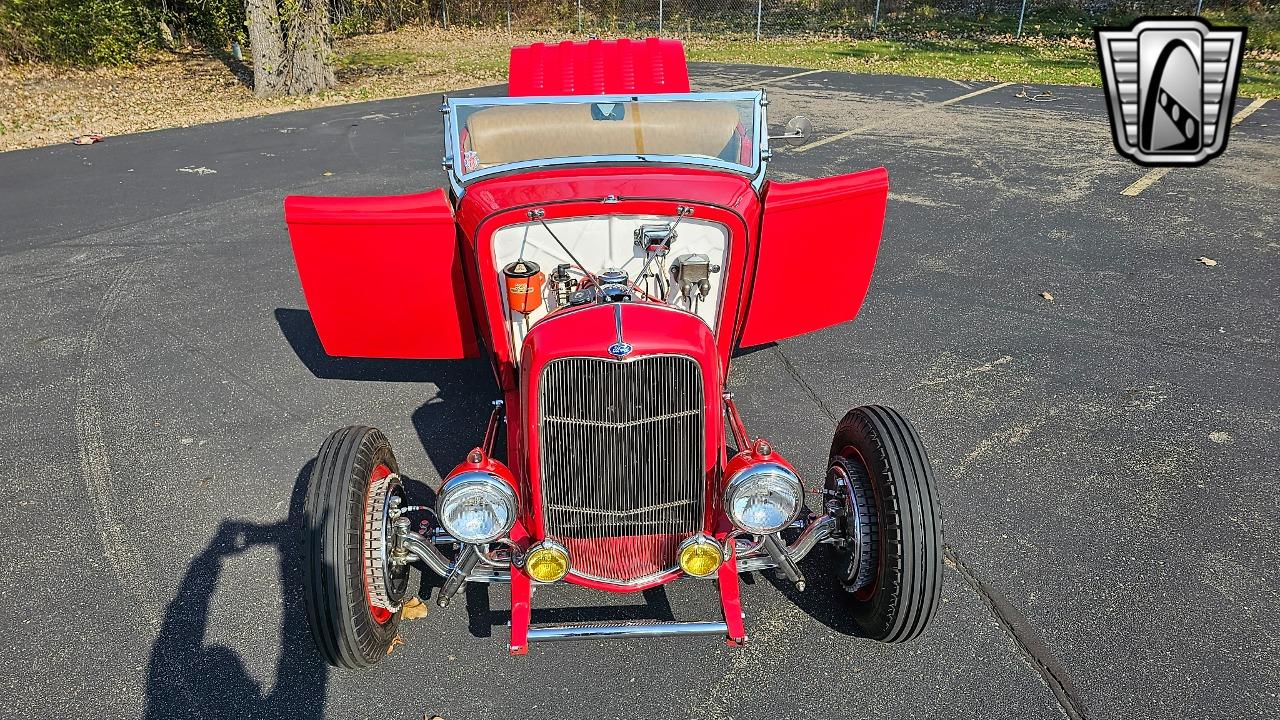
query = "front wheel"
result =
(302, 426, 411, 668)
(827, 405, 942, 643)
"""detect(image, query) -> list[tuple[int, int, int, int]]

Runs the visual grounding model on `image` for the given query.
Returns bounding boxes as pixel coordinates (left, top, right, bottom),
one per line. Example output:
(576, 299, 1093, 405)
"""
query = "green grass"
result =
(658, 2, 1278, 98)
(876, 6, 1276, 47)
(1248, 57, 1280, 98)
(687, 35, 1279, 99)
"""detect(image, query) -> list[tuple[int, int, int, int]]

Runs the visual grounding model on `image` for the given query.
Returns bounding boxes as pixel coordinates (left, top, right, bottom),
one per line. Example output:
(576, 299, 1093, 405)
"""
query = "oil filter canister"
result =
(503, 260, 545, 315)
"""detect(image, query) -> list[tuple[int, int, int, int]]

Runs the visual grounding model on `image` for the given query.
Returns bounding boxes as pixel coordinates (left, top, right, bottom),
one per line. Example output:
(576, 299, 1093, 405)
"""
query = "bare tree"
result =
(245, 0, 336, 97)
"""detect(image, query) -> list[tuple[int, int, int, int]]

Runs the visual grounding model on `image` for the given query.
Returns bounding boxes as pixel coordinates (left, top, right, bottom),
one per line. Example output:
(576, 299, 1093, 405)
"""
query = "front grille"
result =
(538, 355, 706, 583)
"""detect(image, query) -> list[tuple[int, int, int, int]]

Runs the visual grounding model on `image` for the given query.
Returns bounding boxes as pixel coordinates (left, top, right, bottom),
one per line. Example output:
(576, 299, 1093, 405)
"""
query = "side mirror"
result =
(769, 115, 814, 147)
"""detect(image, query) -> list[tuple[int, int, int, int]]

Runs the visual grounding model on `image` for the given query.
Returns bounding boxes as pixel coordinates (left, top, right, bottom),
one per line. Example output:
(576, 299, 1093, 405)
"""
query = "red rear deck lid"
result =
(508, 37, 691, 96)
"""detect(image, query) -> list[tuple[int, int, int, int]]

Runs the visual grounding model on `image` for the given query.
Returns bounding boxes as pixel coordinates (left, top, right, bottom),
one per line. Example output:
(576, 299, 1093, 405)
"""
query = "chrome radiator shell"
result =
(537, 354, 707, 584)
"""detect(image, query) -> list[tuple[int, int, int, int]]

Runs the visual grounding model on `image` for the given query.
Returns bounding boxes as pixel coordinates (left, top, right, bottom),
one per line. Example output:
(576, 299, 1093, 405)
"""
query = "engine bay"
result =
(492, 212, 729, 361)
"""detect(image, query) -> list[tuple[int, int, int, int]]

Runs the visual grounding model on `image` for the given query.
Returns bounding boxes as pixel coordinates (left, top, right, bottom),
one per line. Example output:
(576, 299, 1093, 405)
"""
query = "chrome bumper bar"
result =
(527, 621, 729, 644)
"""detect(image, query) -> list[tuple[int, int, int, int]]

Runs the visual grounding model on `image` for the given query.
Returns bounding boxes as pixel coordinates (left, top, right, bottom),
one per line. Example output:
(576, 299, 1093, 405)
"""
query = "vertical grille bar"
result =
(538, 355, 706, 584)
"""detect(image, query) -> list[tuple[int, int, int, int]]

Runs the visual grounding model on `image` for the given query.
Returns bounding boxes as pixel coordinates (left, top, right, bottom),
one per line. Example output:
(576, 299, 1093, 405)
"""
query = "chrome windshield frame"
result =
(441, 91, 768, 196)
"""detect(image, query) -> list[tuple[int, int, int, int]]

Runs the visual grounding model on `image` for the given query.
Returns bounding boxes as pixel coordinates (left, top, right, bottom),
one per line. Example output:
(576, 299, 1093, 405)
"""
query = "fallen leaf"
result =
(401, 596, 428, 620)
(386, 634, 405, 656)
(1040, 291, 1054, 301)
(1208, 431, 1231, 444)
(322, 171, 334, 176)
(1197, 256, 1218, 266)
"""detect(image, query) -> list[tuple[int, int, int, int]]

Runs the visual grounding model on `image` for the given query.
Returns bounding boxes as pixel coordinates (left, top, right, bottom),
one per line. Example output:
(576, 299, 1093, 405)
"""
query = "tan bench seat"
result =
(463, 101, 743, 168)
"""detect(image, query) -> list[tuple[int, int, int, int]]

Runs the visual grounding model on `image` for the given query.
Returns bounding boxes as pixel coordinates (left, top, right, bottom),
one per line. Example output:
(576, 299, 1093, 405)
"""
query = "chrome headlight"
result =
(723, 462, 803, 535)
(436, 471, 517, 544)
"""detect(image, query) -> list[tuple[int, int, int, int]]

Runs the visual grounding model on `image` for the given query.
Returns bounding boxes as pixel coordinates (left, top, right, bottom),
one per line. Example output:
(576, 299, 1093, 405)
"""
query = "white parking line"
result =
(727, 68, 826, 91)
(1121, 98, 1269, 197)
(794, 82, 1013, 153)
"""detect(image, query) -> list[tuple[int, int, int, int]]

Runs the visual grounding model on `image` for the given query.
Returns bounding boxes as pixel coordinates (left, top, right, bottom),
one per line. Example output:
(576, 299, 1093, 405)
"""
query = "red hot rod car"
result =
(285, 38, 942, 666)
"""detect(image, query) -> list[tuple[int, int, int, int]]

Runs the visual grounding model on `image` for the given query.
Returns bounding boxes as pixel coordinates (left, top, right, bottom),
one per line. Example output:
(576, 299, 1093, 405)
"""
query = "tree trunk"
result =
(286, 0, 336, 95)
(246, 0, 287, 97)
(245, 0, 335, 98)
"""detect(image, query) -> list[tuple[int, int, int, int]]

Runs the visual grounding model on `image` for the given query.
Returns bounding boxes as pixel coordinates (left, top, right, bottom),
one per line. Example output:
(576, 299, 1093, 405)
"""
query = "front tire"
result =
(302, 426, 410, 668)
(827, 405, 942, 643)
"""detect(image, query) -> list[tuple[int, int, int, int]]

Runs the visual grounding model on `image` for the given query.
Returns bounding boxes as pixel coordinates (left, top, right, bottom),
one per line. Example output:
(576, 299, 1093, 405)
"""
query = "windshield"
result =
(445, 92, 763, 184)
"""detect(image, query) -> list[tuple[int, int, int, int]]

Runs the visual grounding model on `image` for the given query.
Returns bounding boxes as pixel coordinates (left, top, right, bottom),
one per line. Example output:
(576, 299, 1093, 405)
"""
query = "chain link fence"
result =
(330, 0, 1263, 40)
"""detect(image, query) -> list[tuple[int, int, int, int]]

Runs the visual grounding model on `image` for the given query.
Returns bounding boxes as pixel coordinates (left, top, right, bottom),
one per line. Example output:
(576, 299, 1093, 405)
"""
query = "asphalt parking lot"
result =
(1, 62, 1277, 719)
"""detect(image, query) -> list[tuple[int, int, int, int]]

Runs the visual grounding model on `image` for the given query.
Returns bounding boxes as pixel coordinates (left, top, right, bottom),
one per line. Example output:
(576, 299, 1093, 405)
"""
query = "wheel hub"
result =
(364, 471, 410, 612)
(827, 456, 877, 593)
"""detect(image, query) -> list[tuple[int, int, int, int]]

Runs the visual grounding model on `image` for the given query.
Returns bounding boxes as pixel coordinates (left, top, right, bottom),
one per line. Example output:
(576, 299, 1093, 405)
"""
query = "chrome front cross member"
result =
(733, 512, 840, 575)
(387, 502, 843, 594)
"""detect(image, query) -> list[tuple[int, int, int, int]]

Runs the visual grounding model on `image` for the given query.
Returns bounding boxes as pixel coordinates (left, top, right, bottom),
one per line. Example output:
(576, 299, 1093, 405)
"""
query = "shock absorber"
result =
(437, 545, 481, 608)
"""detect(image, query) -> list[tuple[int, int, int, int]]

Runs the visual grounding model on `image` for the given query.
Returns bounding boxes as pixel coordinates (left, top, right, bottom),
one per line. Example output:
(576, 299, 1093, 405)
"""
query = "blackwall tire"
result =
(828, 405, 942, 643)
(302, 426, 408, 669)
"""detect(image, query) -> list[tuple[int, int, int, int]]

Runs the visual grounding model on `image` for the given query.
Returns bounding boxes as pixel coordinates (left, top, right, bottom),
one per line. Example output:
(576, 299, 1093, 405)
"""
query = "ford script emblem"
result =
(608, 342, 633, 357)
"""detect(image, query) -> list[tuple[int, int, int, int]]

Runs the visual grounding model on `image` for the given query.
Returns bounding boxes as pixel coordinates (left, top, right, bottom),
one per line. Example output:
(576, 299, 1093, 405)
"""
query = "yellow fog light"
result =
(678, 535, 723, 578)
(525, 541, 570, 583)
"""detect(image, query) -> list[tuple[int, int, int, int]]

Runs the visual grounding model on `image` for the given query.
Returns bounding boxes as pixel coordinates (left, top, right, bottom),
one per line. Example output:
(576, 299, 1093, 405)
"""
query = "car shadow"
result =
(143, 460, 325, 719)
(730, 341, 777, 359)
(459, 584, 679, 639)
(274, 307, 500, 479)
(760, 547, 864, 636)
